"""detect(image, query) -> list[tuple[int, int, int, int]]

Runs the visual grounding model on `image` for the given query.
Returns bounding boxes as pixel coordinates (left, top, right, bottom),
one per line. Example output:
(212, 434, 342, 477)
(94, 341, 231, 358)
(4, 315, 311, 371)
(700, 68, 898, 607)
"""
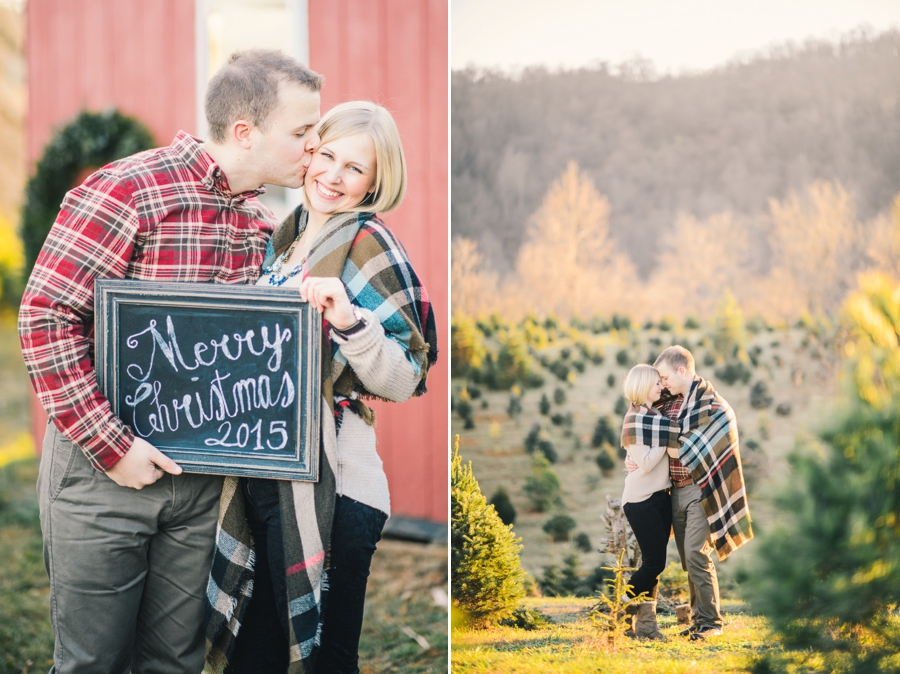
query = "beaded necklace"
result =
(261, 231, 309, 286)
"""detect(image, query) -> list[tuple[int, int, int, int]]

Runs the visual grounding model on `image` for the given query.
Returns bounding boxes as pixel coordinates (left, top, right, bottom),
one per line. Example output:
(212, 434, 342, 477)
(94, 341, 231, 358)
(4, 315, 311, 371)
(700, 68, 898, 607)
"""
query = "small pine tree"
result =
(451, 438, 526, 628)
(507, 393, 523, 419)
(489, 486, 517, 526)
(524, 423, 541, 454)
(615, 348, 630, 366)
(542, 513, 577, 542)
(591, 415, 617, 448)
(553, 387, 566, 405)
(450, 314, 487, 377)
(539, 393, 551, 415)
(606, 373, 616, 388)
(574, 532, 592, 553)
(523, 451, 562, 512)
(745, 274, 900, 671)
(595, 446, 616, 475)
(749, 380, 774, 409)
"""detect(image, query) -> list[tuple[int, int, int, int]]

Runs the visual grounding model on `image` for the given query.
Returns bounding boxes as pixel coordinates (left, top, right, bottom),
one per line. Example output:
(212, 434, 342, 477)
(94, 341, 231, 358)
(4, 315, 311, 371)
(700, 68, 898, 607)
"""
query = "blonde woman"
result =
(207, 102, 437, 674)
(619, 364, 682, 639)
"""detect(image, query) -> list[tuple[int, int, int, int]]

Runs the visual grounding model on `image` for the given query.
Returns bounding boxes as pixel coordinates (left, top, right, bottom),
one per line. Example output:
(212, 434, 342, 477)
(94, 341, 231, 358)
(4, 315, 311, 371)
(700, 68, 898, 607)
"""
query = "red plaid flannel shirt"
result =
(19, 132, 276, 471)
(655, 392, 691, 484)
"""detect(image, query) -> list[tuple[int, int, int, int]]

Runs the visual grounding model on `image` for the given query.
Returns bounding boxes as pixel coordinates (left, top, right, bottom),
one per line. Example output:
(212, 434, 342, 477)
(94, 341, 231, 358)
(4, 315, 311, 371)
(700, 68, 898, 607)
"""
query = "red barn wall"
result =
(26, 0, 196, 163)
(25, 0, 448, 524)
(309, 0, 449, 524)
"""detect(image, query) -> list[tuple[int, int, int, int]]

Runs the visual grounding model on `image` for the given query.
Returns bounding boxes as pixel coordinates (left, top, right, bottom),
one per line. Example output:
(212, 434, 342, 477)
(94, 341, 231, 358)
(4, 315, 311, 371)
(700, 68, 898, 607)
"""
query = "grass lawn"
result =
(452, 597, 778, 674)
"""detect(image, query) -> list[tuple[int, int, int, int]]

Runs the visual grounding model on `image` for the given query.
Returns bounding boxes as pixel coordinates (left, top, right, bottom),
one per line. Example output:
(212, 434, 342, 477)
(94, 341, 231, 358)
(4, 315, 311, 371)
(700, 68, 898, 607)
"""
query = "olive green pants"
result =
(671, 482, 723, 629)
(37, 423, 223, 673)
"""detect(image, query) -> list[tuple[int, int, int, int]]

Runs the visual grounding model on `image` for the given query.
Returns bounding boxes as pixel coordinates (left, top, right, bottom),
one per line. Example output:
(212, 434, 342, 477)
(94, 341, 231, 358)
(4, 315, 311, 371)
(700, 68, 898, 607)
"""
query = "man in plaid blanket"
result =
(629, 345, 753, 640)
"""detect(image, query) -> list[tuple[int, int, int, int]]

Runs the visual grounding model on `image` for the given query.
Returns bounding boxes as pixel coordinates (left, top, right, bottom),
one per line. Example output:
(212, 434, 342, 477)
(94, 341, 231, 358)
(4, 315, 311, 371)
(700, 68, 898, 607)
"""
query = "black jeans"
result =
(622, 489, 672, 600)
(226, 480, 387, 674)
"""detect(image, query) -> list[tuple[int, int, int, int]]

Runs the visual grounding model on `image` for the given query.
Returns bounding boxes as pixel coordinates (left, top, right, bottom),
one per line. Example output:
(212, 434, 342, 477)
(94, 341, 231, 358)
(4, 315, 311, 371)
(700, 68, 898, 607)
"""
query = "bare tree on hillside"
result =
(516, 162, 635, 319)
(451, 237, 498, 317)
(764, 181, 860, 317)
(649, 212, 753, 319)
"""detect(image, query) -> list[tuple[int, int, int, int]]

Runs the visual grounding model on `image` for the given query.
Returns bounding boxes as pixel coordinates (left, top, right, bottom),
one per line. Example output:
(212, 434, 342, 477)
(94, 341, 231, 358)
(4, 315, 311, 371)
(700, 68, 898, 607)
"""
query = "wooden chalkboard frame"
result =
(95, 279, 321, 481)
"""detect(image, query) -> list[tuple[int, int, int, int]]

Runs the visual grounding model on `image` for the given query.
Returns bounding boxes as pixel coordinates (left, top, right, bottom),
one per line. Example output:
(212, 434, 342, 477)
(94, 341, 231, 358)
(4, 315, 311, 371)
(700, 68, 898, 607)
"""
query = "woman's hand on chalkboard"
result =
(106, 437, 183, 489)
(299, 276, 357, 330)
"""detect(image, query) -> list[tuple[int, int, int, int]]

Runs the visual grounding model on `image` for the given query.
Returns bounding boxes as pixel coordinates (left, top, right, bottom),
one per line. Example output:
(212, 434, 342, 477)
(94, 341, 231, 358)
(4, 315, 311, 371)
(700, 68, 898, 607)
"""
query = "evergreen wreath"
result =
(21, 109, 155, 277)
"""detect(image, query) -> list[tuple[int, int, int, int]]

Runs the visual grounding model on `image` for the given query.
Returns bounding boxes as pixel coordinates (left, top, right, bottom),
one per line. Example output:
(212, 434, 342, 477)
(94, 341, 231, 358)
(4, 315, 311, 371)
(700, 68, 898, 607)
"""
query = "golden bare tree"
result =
(763, 181, 861, 318)
(516, 162, 634, 319)
(649, 211, 752, 319)
(451, 237, 498, 317)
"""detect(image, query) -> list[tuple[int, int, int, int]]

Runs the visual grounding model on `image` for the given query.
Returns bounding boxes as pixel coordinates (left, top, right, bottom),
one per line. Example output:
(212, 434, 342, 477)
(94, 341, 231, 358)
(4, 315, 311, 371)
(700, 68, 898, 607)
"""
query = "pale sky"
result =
(452, 0, 900, 74)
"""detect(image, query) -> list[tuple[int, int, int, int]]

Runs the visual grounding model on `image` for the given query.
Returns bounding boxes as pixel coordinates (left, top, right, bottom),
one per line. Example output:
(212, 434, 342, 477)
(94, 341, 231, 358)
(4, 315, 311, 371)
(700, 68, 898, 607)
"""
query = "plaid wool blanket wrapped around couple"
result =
(620, 403, 682, 451)
(206, 208, 437, 673)
(677, 377, 753, 560)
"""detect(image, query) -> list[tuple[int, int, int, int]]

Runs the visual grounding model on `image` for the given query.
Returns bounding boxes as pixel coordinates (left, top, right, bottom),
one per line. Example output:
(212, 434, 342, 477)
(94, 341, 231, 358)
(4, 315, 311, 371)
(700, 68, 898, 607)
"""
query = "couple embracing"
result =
(19, 49, 436, 674)
(618, 346, 753, 640)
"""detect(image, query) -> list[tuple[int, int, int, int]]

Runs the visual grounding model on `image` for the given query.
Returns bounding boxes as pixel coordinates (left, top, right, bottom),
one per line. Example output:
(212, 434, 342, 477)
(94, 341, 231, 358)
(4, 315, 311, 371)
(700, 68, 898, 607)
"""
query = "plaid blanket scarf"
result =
(620, 403, 682, 451)
(206, 207, 437, 672)
(676, 377, 753, 560)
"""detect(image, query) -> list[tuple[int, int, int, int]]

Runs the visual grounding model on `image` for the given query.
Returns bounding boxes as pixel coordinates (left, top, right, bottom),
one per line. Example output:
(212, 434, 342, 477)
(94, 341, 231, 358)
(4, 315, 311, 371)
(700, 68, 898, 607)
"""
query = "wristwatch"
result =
(331, 306, 366, 337)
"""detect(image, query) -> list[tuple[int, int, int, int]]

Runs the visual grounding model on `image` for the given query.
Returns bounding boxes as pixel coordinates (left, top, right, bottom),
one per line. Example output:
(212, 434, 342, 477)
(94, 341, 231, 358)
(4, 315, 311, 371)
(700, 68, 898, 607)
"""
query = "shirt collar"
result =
(170, 131, 267, 202)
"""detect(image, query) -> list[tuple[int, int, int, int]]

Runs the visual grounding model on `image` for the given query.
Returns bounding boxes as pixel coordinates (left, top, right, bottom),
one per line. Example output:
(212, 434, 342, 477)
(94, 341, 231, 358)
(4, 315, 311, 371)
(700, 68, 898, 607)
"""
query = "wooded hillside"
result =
(452, 30, 900, 278)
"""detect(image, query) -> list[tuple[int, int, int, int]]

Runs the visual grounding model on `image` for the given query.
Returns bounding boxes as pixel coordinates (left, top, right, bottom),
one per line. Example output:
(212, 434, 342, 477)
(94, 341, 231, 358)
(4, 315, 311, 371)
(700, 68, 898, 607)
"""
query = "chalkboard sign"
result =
(95, 279, 321, 481)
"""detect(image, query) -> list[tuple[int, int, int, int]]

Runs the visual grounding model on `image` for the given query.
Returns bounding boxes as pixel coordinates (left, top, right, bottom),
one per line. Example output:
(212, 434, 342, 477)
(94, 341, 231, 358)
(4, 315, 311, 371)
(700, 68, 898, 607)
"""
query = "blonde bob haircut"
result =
(306, 100, 407, 214)
(622, 364, 661, 407)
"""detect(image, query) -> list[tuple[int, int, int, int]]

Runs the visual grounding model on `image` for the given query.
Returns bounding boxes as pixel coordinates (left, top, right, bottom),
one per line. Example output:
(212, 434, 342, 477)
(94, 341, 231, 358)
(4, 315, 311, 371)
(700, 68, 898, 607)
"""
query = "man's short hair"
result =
(205, 49, 323, 143)
(654, 345, 695, 374)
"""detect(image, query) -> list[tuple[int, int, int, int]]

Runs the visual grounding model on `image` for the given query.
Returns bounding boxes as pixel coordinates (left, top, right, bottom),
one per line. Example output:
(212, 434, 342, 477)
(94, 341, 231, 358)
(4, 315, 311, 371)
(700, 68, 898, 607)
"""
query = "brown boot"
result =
(634, 601, 666, 640)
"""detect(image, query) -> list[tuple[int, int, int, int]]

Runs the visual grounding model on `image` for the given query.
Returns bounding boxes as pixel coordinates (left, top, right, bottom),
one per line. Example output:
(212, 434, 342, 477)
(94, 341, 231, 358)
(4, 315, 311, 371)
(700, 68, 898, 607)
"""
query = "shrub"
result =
(553, 387, 566, 405)
(507, 393, 523, 419)
(543, 513, 577, 542)
(684, 315, 701, 330)
(574, 532, 592, 553)
(523, 451, 561, 512)
(614, 396, 628, 416)
(489, 486, 517, 526)
(451, 439, 526, 627)
(456, 399, 474, 428)
(776, 402, 792, 416)
(524, 423, 541, 453)
(595, 447, 616, 475)
(499, 606, 551, 630)
(494, 330, 540, 389)
(750, 380, 773, 409)
(536, 439, 558, 464)
(658, 316, 675, 331)
(451, 314, 487, 377)
(540, 553, 583, 597)
(591, 416, 617, 448)
(549, 359, 571, 382)
(615, 349, 630, 366)
(606, 373, 616, 388)
(611, 314, 632, 331)
(539, 393, 551, 415)
(715, 361, 752, 385)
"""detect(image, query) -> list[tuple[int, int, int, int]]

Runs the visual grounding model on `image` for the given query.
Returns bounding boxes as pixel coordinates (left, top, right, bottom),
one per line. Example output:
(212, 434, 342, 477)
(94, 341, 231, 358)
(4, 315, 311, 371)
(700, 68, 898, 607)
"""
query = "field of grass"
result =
(0, 317, 448, 674)
(452, 597, 777, 674)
